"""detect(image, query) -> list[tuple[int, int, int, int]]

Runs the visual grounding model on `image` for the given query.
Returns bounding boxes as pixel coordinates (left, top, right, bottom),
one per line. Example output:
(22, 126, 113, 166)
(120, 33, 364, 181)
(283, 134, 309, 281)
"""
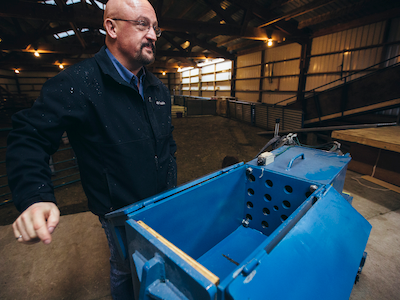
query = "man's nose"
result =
(146, 26, 157, 41)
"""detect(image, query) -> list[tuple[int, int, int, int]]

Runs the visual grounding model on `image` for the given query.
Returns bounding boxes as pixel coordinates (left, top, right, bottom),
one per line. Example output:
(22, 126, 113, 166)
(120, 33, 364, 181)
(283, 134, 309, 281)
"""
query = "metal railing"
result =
(273, 53, 400, 107)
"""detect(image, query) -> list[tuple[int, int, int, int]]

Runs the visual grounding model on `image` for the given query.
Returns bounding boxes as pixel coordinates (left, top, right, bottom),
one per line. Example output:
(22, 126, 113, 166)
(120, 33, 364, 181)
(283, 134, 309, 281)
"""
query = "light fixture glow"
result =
(34, 51, 40, 57)
(14, 69, 20, 74)
(178, 66, 194, 73)
(197, 58, 224, 67)
(162, 71, 166, 76)
(59, 64, 64, 69)
(267, 39, 273, 47)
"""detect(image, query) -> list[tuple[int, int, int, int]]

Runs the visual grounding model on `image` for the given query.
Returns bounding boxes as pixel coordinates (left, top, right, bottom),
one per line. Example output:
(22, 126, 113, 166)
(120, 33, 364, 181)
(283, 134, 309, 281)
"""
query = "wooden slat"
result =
(332, 126, 400, 153)
(137, 221, 220, 286)
(305, 98, 400, 124)
(361, 176, 400, 194)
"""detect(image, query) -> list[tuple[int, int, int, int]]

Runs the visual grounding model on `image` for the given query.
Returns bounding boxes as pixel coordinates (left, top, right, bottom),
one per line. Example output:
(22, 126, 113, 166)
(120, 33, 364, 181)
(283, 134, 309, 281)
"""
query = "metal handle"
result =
(286, 153, 304, 170)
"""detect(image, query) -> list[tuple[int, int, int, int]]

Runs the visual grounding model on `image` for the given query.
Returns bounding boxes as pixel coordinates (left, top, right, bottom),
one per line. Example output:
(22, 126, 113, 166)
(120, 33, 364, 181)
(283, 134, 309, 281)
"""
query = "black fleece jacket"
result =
(6, 46, 177, 216)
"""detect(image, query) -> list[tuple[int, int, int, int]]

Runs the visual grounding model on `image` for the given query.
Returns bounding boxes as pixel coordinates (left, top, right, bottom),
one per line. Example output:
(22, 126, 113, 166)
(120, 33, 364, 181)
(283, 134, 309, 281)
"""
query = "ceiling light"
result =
(14, 69, 20, 74)
(34, 51, 40, 57)
(267, 39, 273, 47)
(181, 41, 190, 49)
(59, 64, 64, 69)
(162, 71, 166, 76)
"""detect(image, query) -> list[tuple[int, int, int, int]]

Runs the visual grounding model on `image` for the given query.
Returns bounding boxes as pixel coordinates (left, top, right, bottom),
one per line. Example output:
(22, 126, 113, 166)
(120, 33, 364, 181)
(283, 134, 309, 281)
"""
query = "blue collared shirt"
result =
(105, 48, 145, 98)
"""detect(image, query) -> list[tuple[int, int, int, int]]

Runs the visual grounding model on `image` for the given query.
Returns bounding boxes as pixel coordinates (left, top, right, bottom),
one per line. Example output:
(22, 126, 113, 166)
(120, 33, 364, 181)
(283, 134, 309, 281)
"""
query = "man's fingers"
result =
(46, 206, 60, 234)
(31, 205, 55, 244)
(13, 202, 60, 245)
(20, 211, 37, 239)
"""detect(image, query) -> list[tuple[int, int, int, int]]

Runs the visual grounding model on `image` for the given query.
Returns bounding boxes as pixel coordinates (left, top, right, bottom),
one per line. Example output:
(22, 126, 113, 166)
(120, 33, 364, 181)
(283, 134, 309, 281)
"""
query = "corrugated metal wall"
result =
(176, 17, 400, 120)
(228, 100, 303, 131)
(307, 20, 393, 91)
(233, 17, 400, 108)
(236, 52, 262, 102)
(235, 44, 301, 105)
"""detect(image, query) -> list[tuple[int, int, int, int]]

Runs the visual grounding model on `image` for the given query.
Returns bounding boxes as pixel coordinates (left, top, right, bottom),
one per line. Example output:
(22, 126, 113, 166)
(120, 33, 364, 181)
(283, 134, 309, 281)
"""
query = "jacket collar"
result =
(95, 46, 158, 88)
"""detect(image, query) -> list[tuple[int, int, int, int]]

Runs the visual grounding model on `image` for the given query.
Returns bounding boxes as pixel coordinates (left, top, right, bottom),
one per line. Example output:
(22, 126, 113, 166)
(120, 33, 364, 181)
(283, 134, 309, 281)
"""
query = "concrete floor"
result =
(1, 116, 399, 299)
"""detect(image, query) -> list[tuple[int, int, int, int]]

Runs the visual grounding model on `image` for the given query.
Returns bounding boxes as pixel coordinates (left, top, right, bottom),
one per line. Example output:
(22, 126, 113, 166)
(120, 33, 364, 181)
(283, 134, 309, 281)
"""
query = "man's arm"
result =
(7, 73, 84, 244)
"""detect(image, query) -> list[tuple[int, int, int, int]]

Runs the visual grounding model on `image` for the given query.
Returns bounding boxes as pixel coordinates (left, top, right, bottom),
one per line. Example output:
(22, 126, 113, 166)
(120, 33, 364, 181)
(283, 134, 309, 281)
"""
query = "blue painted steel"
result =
(226, 185, 371, 300)
(248, 146, 351, 192)
(106, 146, 370, 300)
(125, 219, 218, 300)
(286, 152, 304, 170)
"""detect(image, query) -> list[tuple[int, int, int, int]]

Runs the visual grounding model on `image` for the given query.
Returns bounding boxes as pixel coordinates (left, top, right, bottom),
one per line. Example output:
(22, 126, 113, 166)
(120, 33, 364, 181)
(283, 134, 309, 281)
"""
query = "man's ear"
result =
(104, 19, 117, 39)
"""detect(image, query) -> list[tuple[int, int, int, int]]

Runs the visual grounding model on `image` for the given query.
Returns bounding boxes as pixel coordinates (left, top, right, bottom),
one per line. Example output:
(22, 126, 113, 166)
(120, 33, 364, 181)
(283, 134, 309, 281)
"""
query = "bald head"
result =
(103, 0, 158, 74)
(104, 0, 154, 24)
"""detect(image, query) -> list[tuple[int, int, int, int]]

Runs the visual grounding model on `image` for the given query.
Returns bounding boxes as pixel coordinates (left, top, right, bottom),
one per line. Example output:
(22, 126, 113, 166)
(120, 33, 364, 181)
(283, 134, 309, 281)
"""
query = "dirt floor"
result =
(0, 115, 274, 225)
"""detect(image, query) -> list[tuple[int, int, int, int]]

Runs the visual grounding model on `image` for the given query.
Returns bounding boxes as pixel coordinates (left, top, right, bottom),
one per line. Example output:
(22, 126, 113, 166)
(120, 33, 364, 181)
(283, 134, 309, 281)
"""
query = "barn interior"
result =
(1, 0, 400, 299)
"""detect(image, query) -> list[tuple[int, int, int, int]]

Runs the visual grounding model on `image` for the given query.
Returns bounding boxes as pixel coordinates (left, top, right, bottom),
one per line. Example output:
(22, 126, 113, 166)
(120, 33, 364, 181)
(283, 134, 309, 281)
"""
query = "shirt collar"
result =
(105, 48, 146, 86)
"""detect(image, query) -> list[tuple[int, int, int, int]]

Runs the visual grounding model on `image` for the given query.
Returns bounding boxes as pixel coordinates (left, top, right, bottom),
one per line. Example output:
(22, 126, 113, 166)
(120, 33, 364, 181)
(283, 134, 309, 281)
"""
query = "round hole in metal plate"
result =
(281, 215, 288, 222)
(264, 194, 272, 202)
(246, 214, 253, 220)
(248, 188, 255, 196)
(248, 174, 256, 182)
(247, 201, 253, 209)
(262, 221, 269, 228)
(273, 205, 279, 211)
(265, 180, 273, 188)
(284, 185, 293, 194)
(263, 207, 270, 215)
(282, 200, 291, 209)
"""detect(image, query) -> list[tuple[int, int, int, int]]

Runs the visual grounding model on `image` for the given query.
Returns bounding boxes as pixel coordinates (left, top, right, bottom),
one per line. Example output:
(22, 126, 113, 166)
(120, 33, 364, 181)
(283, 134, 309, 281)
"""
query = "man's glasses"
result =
(112, 19, 161, 38)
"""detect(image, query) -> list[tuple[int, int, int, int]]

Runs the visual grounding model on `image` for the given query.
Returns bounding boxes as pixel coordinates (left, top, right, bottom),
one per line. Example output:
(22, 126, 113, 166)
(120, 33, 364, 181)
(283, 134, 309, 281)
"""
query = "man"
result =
(6, 0, 177, 298)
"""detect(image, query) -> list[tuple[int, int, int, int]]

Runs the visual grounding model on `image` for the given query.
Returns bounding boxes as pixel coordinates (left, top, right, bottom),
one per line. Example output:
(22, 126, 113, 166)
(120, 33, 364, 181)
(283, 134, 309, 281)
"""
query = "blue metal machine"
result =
(107, 145, 371, 300)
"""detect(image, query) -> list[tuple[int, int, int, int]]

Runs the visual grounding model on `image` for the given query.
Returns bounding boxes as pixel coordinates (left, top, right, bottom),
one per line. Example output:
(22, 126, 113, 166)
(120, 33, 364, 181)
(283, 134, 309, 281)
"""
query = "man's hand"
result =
(13, 202, 60, 245)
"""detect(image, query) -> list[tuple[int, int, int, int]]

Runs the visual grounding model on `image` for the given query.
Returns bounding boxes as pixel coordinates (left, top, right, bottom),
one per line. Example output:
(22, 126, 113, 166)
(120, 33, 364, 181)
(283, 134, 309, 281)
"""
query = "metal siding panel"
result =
(243, 104, 252, 123)
(216, 91, 231, 97)
(281, 109, 303, 131)
(236, 103, 243, 120)
(280, 77, 299, 91)
(262, 78, 279, 91)
(305, 75, 341, 91)
(273, 60, 300, 76)
(202, 100, 217, 115)
(236, 79, 259, 90)
(266, 43, 301, 62)
(229, 102, 236, 118)
(186, 100, 201, 115)
(255, 105, 268, 129)
(236, 92, 259, 102)
(268, 107, 283, 129)
(261, 93, 296, 105)
(360, 24, 369, 47)
(236, 66, 261, 78)
(237, 52, 262, 68)
(202, 91, 214, 98)
(388, 18, 400, 42)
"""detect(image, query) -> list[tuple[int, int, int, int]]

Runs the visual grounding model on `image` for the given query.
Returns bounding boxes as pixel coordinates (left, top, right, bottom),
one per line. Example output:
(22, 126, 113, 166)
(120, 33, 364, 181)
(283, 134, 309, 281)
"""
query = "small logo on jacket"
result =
(155, 100, 166, 106)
